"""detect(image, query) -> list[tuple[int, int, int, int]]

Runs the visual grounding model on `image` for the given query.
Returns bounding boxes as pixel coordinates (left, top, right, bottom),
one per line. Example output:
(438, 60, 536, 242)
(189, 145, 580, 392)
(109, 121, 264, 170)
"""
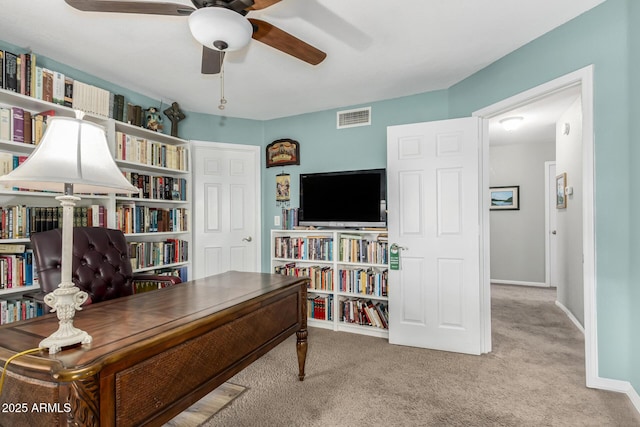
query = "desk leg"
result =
(296, 327, 308, 381)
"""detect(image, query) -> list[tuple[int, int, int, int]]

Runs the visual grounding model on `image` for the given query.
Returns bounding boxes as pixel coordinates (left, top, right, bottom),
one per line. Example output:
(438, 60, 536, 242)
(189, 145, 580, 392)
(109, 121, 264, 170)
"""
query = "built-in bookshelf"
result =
(271, 229, 389, 339)
(0, 87, 192, 319)
(111, 121, 191, 281)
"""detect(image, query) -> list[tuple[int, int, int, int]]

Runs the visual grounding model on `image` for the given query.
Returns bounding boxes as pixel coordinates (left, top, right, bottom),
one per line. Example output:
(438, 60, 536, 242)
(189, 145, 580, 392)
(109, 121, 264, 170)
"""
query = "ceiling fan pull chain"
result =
(218, 54, 228, 110)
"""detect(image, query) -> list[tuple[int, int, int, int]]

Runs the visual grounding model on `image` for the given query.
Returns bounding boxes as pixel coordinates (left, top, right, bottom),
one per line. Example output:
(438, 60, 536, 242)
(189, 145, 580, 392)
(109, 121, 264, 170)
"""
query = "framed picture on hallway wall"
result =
(556, 173, 567, 209)
(490, 186, 520, 210)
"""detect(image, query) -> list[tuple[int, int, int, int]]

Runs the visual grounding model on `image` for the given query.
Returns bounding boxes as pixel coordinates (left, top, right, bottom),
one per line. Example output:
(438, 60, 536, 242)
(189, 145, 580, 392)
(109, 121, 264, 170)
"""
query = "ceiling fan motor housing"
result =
(188, 6, 253, 51)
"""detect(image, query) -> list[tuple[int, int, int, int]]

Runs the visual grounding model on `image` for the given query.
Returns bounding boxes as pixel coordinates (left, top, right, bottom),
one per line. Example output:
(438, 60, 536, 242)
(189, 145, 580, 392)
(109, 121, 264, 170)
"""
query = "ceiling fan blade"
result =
(64, 0, 194, 16)
(201, 47, 225, 75)
(249, 18, 326, 65)
(247, 0, 281, 10)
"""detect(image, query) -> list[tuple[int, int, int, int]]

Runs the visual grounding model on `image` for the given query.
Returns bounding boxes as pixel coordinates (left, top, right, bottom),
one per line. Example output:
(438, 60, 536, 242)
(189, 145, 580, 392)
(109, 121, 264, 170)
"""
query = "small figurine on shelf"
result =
(163, 102, 186, 138)
(144, 107, 164, 132)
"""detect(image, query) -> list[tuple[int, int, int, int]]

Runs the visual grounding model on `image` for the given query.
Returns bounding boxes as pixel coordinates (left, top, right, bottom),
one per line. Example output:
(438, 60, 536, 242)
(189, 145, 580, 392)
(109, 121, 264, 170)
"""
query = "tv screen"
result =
(299, 168, 387, 228)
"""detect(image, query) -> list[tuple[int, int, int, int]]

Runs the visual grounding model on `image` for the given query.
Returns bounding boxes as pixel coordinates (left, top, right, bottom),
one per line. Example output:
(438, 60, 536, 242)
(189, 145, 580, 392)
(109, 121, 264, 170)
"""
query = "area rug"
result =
(162, 382, 247, 427)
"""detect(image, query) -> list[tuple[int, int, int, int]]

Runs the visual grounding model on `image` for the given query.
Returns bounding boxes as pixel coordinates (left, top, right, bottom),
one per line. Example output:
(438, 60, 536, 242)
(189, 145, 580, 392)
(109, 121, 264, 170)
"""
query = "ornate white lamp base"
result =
(39, 282, 93, 354)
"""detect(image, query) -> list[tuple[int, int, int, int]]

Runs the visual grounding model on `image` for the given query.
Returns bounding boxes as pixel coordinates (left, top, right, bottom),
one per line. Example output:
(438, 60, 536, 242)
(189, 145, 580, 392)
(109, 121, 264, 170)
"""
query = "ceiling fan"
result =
(64, 0, 327, 74)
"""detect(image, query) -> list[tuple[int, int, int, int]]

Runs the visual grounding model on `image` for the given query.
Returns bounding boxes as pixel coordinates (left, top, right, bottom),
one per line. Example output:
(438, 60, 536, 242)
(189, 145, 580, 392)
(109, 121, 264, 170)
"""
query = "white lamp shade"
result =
(0, 116, 138, 194)
(188, 7, 253, 51)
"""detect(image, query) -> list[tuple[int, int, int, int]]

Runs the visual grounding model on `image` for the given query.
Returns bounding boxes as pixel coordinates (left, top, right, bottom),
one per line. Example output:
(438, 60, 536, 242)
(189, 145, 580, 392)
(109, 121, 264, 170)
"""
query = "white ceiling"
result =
(1, 0, 603, 122)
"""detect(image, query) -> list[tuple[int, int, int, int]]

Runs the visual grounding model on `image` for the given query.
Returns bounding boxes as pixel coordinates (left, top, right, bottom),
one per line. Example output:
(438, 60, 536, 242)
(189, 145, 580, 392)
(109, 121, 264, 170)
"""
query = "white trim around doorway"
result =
(472, 65, 597, 386)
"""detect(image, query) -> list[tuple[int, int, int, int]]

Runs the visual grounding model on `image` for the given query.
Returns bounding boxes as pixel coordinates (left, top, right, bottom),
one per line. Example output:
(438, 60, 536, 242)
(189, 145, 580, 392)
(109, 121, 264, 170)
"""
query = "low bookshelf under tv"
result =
(271, 229, 389, 339)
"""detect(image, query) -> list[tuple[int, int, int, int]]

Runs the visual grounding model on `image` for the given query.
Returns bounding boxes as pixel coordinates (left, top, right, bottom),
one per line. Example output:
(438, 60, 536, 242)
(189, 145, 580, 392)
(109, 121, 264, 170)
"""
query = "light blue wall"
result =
(628, 0, 640, 393)
(449, 0, 633, 385)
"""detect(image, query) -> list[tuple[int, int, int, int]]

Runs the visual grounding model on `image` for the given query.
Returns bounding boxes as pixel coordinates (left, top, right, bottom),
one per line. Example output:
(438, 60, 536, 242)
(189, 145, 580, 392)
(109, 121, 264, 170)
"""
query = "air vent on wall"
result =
(337, 107, 371, 129)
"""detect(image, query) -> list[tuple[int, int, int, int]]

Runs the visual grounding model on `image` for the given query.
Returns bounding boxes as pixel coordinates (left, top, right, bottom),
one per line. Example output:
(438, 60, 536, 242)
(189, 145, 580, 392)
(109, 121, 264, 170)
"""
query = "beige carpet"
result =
(199, 284, 640, 426)
(162, 382, 246, 427)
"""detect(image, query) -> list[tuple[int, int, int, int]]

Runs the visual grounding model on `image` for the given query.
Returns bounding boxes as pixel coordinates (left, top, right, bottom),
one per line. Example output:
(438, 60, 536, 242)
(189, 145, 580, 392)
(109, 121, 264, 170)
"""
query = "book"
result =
(0, 107, 11, 141)
(23, 110, 32, 144)
(29, 53, 37, 97)
(0, 50, 4, 89)
(22, 53, 31, 96)
(0, 244, 26, 254)
(53, 71, 65, 105)
(34, 66, 43, 99)
(11, 107, 24, 143)
(113, 94, 125, 121)
(4, 51, 18, 92)
(64, 76, 74, 107)
(0, 152, 13, 179)
(41, 68, 54, 102)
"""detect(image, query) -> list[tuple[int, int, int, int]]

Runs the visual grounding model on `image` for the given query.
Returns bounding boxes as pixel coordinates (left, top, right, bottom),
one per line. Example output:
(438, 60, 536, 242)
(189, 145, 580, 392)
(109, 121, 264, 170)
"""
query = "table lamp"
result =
(0, 111, 138, 354)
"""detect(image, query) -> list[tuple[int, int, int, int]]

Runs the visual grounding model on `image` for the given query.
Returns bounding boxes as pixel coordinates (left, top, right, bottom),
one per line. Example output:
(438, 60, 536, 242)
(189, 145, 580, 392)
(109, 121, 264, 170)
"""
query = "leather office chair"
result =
(30, 227, 181, 307)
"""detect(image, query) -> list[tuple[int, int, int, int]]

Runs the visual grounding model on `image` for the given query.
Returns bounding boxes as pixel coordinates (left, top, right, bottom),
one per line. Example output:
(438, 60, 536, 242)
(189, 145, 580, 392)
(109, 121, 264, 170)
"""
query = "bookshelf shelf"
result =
(0, 87, 192, 321)
(271, 229, 389, 339)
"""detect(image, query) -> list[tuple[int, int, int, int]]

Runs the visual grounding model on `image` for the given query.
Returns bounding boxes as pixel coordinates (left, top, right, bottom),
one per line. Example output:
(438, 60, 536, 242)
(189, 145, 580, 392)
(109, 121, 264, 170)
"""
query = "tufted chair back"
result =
(31, 227, 135, 305)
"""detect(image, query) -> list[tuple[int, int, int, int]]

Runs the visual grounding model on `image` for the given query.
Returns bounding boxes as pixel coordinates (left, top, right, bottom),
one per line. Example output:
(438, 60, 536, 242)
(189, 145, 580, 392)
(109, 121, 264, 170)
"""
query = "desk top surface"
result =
(0, 271, 306, 373)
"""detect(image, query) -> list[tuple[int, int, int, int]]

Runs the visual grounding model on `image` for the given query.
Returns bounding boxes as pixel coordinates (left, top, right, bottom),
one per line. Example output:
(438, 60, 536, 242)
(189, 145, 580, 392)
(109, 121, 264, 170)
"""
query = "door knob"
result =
(242, 236, 253, 242)
(390, 243, 408, 251)
(552, 230, 557, 235)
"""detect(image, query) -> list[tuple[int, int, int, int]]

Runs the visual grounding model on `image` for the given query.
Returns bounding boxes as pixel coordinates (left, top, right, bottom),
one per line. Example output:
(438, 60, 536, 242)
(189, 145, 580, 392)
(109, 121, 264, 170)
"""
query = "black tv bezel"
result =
(298, 168, 387, 228)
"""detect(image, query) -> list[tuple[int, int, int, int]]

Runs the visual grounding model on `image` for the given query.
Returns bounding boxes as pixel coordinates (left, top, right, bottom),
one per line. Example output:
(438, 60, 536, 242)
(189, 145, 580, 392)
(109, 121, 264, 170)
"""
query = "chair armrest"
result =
(132, 274, 182, 294)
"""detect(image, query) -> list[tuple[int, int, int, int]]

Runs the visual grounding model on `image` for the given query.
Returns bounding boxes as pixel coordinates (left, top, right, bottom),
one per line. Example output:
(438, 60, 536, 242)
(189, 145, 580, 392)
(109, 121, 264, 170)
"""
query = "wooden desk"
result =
(0, 271, 308, 427)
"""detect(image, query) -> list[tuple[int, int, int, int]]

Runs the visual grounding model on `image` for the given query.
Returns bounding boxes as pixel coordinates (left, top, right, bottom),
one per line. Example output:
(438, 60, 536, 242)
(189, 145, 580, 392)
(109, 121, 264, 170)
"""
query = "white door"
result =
(546, 161, 558, 287)
(191, 141, 261, 279)
(387, 117, 483, 355)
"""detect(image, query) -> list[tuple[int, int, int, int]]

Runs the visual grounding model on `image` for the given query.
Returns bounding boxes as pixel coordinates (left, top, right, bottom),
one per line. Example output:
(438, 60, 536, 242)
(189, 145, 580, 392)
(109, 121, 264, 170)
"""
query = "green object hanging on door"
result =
(389, 244, 400, 270)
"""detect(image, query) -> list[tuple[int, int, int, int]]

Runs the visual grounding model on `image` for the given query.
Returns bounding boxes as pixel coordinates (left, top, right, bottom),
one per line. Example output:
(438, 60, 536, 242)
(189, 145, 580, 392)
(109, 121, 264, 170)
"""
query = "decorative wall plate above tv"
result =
(266, 139, 300, 168)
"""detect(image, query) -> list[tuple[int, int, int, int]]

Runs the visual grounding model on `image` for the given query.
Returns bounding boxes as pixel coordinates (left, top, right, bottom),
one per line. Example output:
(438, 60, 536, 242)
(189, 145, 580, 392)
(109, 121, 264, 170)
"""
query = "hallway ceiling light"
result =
(499, 116, 524, 131)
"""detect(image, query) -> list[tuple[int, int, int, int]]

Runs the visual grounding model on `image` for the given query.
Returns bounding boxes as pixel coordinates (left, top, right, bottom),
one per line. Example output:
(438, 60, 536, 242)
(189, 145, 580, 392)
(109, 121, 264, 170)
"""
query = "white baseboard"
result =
(555, 300, 585, 334)
(491, 279, 548, 287)
(588, 377, 640, 415)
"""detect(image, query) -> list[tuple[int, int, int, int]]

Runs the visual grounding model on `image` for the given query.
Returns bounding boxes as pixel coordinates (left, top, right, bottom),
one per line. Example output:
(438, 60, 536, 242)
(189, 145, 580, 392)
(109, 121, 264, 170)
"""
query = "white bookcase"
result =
(0, 88, 192, 304)
(271, 229, 389, 339)
(110, 120, 191, 280)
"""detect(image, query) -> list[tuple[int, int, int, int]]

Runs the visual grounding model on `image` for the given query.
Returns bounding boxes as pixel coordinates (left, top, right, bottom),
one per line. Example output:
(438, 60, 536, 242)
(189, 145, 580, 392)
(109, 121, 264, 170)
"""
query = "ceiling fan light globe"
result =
(188, 7, 252, 52)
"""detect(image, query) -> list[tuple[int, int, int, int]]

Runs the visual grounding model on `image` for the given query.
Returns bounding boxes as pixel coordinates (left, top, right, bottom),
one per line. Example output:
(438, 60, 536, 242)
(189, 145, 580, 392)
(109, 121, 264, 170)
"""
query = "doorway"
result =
(191, 141, 262, 279)
(473, 65, 596, 385)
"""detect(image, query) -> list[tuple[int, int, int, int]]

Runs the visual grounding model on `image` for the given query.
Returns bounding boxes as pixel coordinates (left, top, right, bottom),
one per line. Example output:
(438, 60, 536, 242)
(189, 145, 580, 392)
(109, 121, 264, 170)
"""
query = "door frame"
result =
(472, 65, 596, 385)
(190, 140, 262, 276)
(545, 160, 557, 288)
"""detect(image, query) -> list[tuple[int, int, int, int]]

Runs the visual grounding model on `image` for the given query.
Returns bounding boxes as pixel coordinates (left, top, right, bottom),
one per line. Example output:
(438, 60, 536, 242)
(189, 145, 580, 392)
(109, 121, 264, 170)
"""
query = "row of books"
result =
(281, 208, 299, 230)
(128, 239, 189, 270)
(0, 152, 26, 183)
(0, 244, 37, 289)
(274, 263, 334, 291)
(122, 172, 188, 201)
(0, 50, 130, 121)
(133, 278, 179, 294)
(151, 265, 188, 282)
(116, 205, 188, 234)
(340, 298, 389, 329)
(0, 205, 107, 240)
(273, 236, 334, 261)
(339, 234, 389, 264)
(0, 106, 55, 145)
(338, 268, 388, 297)
(115, 131, 189, 171)
(308, 295, 332, 321)
(0, 297, 43, 325)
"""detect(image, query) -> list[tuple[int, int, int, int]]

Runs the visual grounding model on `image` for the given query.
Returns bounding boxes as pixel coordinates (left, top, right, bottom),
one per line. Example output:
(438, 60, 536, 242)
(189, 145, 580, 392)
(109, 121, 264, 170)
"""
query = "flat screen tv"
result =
(299, 168, 387, 228)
